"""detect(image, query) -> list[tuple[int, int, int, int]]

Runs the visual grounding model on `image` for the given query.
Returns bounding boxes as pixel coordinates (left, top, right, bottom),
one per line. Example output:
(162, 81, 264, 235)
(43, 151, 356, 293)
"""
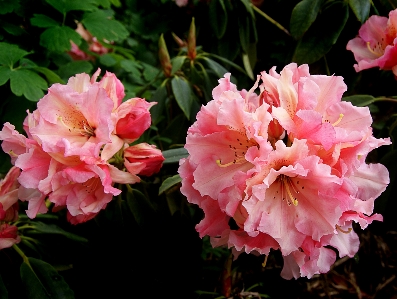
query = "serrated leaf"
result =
(82, 10, 129, 42)
(171, 76, 193, 120)
(290, 0, 323, 39)
(292, 1, 349, 64)
(10, 69, 47, 101)
(159, 174, 182, 195)
(0, 42, 29, 67)
(33, 67, 64, 84)
(45, 0, 97, 14)
(40, 26, 81, 52)
(348, 0, 370, 23)
(57, 61, 93, 80)
(171, 56, 187, 75)
(20, 258, 75, 299)
(209, 0, 228, 39)
(162, 147, 189, 164)
(0, 66, 11, 85)
(0, 0, 20, 14)
(342, 94, 376, 106)
(30, 14, 59, 28)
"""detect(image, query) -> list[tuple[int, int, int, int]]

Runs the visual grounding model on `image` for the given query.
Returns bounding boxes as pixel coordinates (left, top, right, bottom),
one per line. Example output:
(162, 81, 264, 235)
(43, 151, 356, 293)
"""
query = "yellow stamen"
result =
(332, 113, 344, 127)
(336, 224, 352, 234)
(366, 41, 383, 57)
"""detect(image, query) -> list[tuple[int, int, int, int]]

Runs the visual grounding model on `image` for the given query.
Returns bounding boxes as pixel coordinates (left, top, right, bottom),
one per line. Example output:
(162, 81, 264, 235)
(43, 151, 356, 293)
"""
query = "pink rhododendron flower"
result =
(0, 223, 20, 250)
(178, 63, 391, 279)
(346, 9, 397, 76)
(0, 166, 20, 222)
(175, 0, 188, 7)
(0, 70, 162, 224)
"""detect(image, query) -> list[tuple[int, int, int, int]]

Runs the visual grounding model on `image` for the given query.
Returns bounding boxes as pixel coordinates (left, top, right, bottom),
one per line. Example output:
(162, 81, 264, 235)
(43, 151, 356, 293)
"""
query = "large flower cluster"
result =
(178, 63, 390, 279)
(0, 70, 164, 224)
(347, 8, 397, 76)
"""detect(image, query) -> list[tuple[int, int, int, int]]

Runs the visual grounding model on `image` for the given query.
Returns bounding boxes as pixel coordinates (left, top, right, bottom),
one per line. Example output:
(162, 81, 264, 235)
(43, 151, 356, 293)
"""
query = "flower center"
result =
(58, 109, 96, 137)
(278, 174, 299, 206)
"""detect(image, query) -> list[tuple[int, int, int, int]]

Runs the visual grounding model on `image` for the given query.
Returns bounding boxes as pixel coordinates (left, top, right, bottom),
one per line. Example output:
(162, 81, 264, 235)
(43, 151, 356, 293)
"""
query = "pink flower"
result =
(0, 224, 20, 250)
(178, 64, 390, 279)
(124, 143, 165, 177)
(175, 0, 188, 7)
(346, 9, 397, 76)
(0, 166, 20, 222)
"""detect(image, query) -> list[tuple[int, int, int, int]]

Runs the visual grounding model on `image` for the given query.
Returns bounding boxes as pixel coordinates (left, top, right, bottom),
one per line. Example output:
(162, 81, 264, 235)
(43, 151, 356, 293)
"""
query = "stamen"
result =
(332, 114, 344, 127)
(366, 41, 383, 57)
(216, 158, 245, 167)
(280, 175, 299, 206)
(336, 224, 352, 234)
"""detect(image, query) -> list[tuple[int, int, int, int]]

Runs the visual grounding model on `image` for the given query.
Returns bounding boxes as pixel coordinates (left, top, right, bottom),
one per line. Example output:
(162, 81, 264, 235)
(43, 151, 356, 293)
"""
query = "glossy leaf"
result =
(33, 67, 64, 84)
(10, 69, 47, 101)
(30, 14, 59, 28)
(20, 258, 75, 299)
(342, 94, 376, 107)
(171, 56, 187, 75)
(290, 0, 323, 39)
(82, 10, 129, 42)
(162, 147, 189, 164)
(209, 0, 228, 39)
(348, 0, 370, 23)
(39, 26, 81, 52)
(171, 76, 193, 120)
(200, 57, 229, 78)
(159, 174, 182, 195)
(27, 222, 88, 243)
(292, 1, 349, 64)
(0, 43, 29, 67)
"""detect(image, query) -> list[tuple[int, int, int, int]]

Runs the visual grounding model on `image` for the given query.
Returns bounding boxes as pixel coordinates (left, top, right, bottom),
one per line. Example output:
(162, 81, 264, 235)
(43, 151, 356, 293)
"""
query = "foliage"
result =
(1, 0, 397, 298)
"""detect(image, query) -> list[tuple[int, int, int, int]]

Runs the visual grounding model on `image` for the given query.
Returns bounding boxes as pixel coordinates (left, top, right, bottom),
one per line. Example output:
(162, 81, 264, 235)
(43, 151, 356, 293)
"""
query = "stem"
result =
(370, 0, 380, 14)
(12, 244, 31, 266)
(251, 4, 290, 36)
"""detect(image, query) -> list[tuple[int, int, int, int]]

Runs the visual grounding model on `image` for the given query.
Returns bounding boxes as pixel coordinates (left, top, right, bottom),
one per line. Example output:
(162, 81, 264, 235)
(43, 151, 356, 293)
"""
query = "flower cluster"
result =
(0, 70, 164, 224)
(178, 63, 391, 279)
(347, 8, 397, 76)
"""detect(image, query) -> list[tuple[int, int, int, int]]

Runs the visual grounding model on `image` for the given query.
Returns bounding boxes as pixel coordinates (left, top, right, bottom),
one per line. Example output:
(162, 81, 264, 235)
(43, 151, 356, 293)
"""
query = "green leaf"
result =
(0, 20, 25, 36)
(10, 69, 47, 101)
(93, 0, 111, 8)
(99, 53, 117, 66)
(209, 0, 228, 39)
(202, 53, 247, 75)
(57, 60, 93, 80)
(20, 258, 75, 299)
(149, 82, 168, 125)
(162, 147, 188, 164)
(28, 222, 88, 243)
(120, 60, 141, 78)
(290, 0, 324, 39)
(40, 26, 81, 52)
(171, 56, 187, 75)
(171, 76, 193, 120)
(292, 1, 349, 64)
(30, 14, 59, 28)
(125, 189, 155, 227)
(141, 62, 159, 81)
(0, 274, 8, 299)
(0, 0, 20, 14)
(0, 42, 29, 67)
(342, 94, 376, 106)
(45, 0, 97, 14)
(82, 10, 129, 42)
(200, 57, 229, 78)
(0, 66, 11, 85)
(159, 174, 182, 195)
(33, 67, 65, 84)
(348, 0, 370, 23)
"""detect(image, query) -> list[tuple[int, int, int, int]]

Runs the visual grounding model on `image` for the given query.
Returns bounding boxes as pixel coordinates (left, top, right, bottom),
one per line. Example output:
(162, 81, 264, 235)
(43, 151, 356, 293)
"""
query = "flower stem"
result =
(251, 4, 290, 36)
(12, 244, 31, 266)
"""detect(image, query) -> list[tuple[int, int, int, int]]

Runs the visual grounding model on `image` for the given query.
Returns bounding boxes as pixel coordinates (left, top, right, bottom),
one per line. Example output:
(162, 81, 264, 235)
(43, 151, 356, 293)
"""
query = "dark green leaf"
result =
(93, 0, 111, 8)
(290, 0, 323, 39)
(33, 67, 65, 84)
(348, 0, 370, 23)
(149, 82, 168, 125)
(40, 26, 82, 52)
(200, 57, 229, 78)
(99, 53, 117, 66)
(20, 257, 75, 299)
(82, 10, 129, 42)
(120, 59, 142, 77)
(10, 69, 47, 101)
(0, 20, 25, 36)
(171, 76, 193, 120)
(342, 94, 376, 106)
(57, 61, 93, 80)
(0, 42, 29, 67)
(141, 62, 159, 81)
(125, 189, 155, 227)
(45, 0, 97, 14)
(159, 174, 182, 195)
(292, 1, 349, 64)
(0, 66, 11, 85)
(0, 274, 8, 299)
(0, 0, 20, 14)
(162, 147, 188, 164)
(209, 0, 228, 39)
(171, 56, 187, 75)
(30, 14, 59, 28)
(29, 222, 88, 243)
(202, 53, 247, 75)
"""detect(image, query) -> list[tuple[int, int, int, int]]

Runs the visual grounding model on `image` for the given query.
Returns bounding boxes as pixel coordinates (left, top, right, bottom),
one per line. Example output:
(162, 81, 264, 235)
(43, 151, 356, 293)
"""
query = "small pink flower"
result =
(124, 143, 165, 176)
(175, 0, 188, 7)
(347, 9, 397, 76)
(0, 224, 20, 250)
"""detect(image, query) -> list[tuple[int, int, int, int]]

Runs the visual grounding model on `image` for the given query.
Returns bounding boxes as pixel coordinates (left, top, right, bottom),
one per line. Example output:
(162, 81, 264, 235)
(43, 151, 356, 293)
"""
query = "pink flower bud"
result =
(124, 143, 164, 176)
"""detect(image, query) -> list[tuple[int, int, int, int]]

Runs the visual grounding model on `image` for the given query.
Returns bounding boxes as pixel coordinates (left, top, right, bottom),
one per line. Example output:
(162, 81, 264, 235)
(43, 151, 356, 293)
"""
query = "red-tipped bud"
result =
(187, 17, 196, 60)
(158, 34, 172, 77)
(172, 32, 187, 49)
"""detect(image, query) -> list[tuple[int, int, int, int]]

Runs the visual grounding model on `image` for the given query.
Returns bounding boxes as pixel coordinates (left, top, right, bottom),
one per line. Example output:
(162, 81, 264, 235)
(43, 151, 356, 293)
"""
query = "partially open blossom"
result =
(0, 70, 162, 224)
(178, 63, 390, 279)
(0, 166, 20, 222)
(124, 143, 165, 177)
(346, 8, 397, 76)
(0, 224, 20, 250)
